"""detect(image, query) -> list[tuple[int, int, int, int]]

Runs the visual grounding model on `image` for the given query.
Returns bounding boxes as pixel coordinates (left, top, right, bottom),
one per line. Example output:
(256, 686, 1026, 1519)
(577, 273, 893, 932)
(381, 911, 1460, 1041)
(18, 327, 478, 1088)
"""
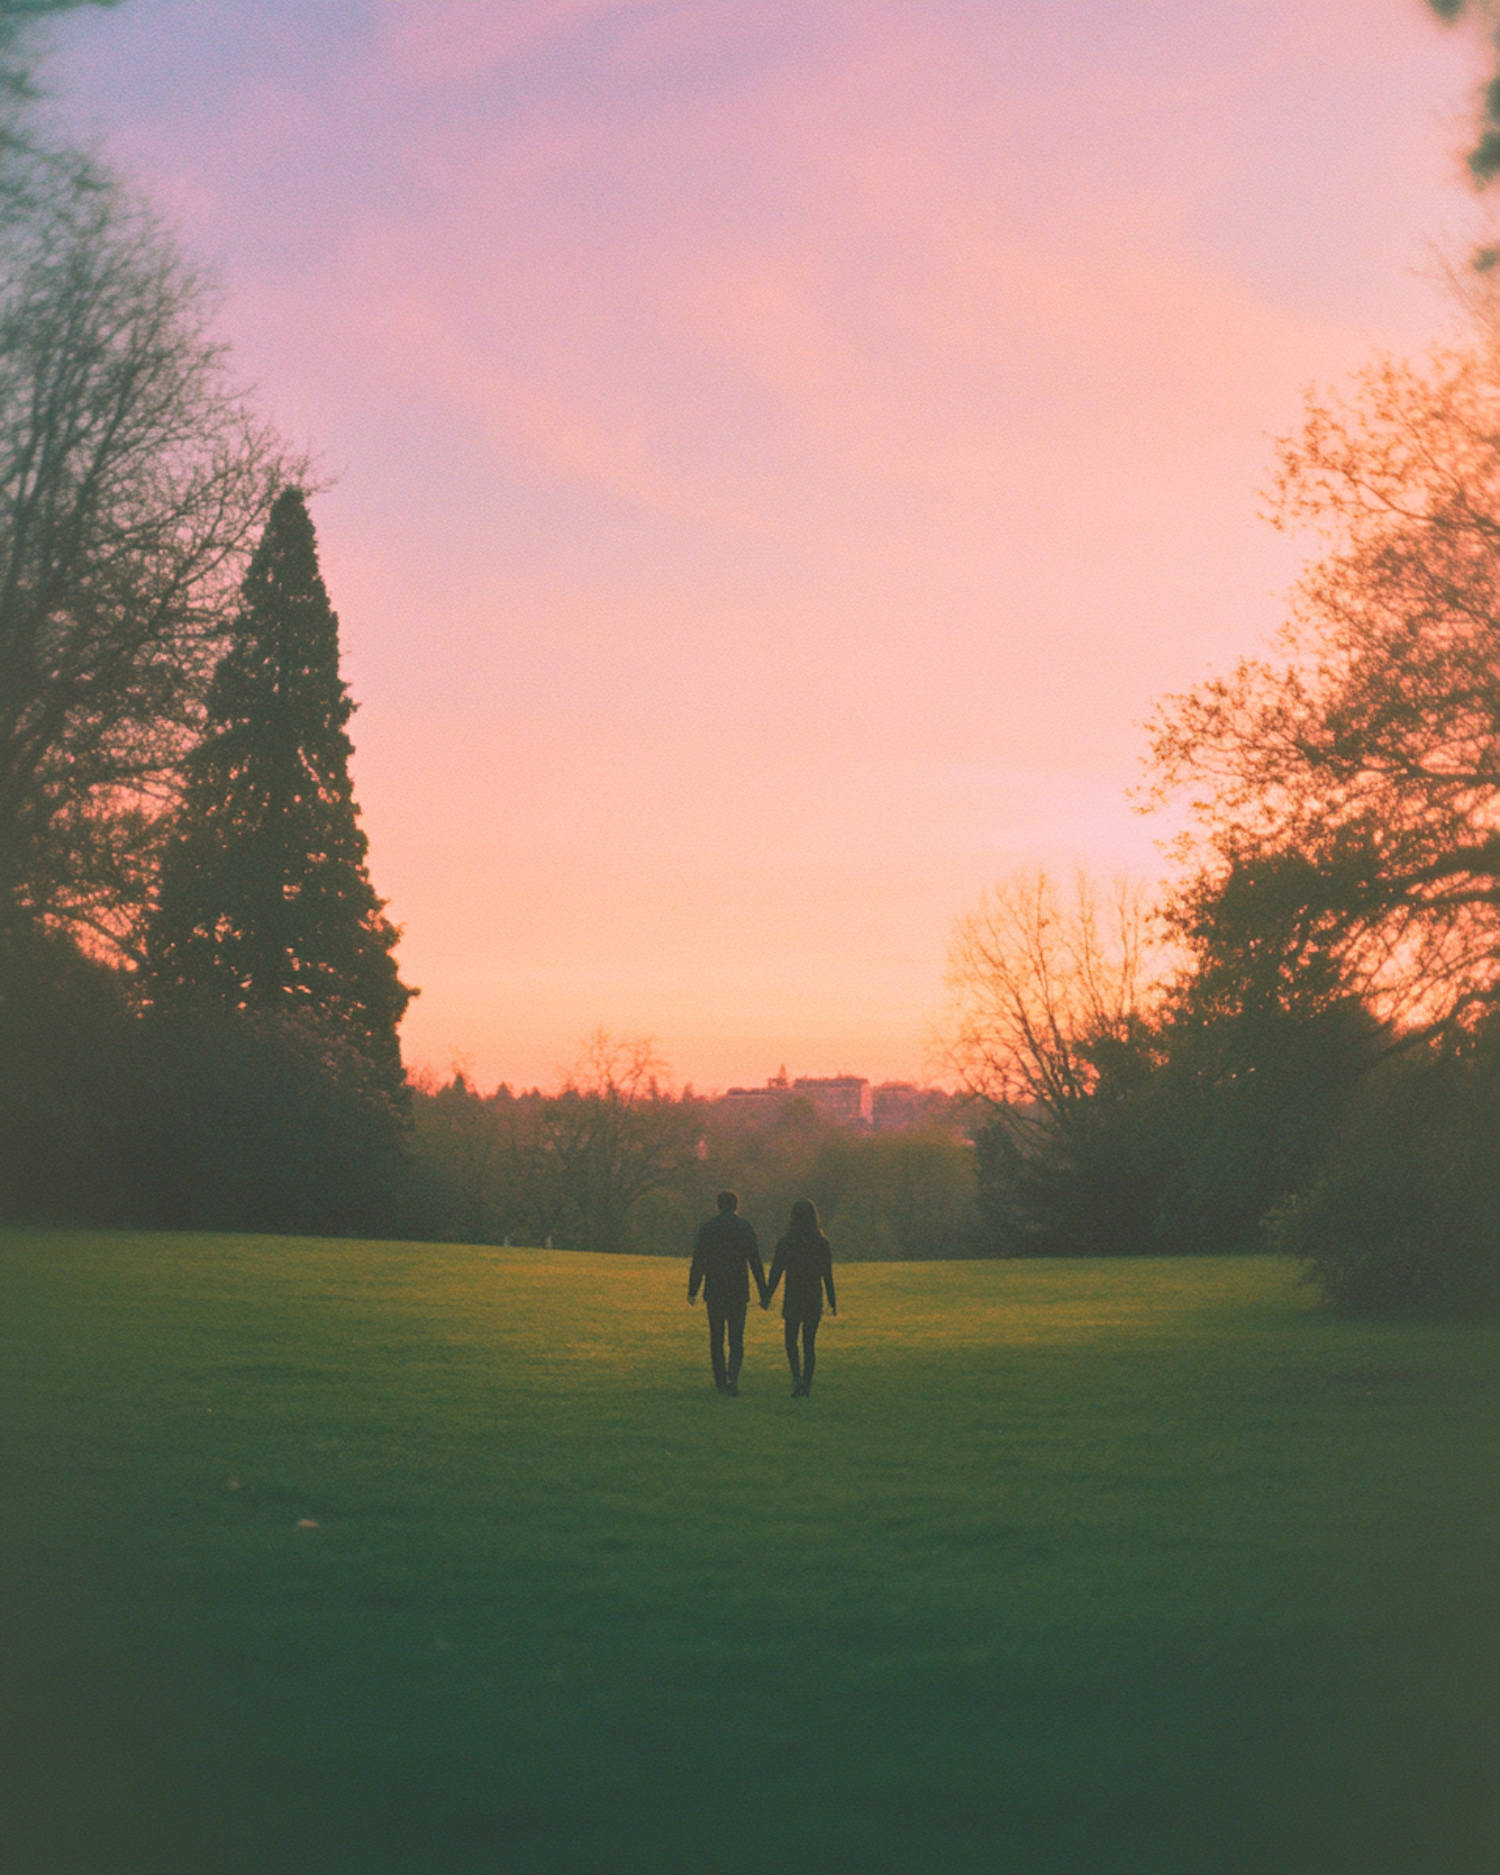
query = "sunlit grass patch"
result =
(2, 1231, 1495, 1875)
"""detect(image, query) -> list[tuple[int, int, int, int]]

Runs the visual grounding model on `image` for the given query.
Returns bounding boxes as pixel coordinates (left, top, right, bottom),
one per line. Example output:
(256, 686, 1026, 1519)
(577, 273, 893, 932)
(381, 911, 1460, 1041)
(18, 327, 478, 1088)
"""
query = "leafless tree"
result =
(0, 171, 298, 957)
(545, 1031, 703, 1251)
(943, 870, 1166, 1149)
(410, 1035, 705, 1251)
(1, 2, 119, 163)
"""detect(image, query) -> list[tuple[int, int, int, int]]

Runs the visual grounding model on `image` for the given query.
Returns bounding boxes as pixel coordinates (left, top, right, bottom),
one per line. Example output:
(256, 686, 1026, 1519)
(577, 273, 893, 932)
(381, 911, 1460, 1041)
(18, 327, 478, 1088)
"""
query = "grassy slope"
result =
(0, 1231, 1495, 1875)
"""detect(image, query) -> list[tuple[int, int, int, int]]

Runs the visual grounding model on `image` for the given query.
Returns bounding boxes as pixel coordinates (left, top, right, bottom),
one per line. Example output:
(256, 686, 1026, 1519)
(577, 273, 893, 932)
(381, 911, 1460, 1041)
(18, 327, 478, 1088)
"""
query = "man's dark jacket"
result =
(689, 1212, 767, 1308)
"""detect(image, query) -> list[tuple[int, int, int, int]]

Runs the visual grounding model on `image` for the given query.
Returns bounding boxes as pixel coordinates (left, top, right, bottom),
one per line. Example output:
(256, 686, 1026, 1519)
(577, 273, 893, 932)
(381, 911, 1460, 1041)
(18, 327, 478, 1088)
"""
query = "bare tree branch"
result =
(1145, 310, 1500, 1031)
(941, 870, 1168, 1143)
(0, 167, 303, 956)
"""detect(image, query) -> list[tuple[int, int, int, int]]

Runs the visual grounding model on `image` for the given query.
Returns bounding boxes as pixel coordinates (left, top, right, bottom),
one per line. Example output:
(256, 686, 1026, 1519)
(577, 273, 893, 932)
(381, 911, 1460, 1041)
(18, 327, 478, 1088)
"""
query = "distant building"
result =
(870, 1081, 952, 1130)
(792, 1076, 871, 1125)
(715, 1085, 789, 1128)
(712, 1077, 872, 1128)
(710, 1074, 964, 1132)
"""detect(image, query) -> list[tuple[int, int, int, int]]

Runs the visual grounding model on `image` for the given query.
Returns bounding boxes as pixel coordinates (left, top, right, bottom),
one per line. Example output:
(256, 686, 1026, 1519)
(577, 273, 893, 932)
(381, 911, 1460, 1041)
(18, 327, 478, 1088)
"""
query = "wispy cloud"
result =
(49, 0, 1481, 1087)
(375, 0, 651, 83)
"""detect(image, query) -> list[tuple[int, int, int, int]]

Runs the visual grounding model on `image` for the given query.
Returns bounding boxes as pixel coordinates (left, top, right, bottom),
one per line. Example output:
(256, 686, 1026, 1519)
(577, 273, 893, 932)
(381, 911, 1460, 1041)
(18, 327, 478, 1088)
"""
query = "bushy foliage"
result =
(1147, 1001, 1379, 1256)
(1270, 1025, 1500, 1316)
(408, 1075, 981, 1259)
(689, 1096, 828, 1250)
(0, 922, 135, 1222)
(1148, 321, 1500, 1037)
(1146, 855, 1390, 1254)
(972, 1094, 1165, 1259)
(113, 1007, 410, 1236)
(1, 490, 415, 1239)
(802, 1126, 978, 1260)
(0, 927, 409, 1235)
(1137, 300, 1500, 1309)
(408, 1041, 706, 1253)
(696, 1100, 981, 1259)
(951, 864, 1387, 1258)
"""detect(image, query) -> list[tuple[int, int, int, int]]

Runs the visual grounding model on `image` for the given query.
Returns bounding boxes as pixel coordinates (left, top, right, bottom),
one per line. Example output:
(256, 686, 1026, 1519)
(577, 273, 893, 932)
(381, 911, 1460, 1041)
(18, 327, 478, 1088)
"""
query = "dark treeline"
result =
(954, 877, 1499, 1314)
(1, 963, 982, 1256)
(2, 926, 408, 1239)
(408, 1056, 980, 1261)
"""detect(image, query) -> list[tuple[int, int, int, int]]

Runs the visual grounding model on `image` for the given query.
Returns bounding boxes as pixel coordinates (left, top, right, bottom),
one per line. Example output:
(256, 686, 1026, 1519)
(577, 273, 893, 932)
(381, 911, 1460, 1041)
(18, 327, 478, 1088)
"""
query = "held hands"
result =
(688, 1292, 698, 1307)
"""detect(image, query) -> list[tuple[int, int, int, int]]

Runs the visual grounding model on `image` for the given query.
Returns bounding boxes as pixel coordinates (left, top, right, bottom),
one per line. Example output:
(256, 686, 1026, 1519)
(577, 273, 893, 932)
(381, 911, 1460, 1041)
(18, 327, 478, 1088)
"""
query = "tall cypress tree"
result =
(149, 489, 414, 1092)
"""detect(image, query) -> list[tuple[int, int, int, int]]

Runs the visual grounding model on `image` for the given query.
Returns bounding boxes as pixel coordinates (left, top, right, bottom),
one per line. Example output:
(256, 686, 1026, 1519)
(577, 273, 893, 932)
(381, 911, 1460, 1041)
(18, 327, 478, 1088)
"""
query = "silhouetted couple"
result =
(688, 1192, 837, 1397)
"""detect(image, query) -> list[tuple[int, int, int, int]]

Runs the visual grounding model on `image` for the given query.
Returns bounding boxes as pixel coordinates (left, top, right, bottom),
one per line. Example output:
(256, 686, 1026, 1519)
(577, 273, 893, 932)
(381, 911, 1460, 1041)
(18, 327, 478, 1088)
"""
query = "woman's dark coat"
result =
(766, 1231, 836, 1320)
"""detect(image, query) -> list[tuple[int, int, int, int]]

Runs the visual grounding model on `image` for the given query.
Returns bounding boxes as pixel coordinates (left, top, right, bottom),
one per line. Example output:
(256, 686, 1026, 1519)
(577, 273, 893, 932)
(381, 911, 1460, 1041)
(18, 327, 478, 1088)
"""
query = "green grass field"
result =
(1, 1232, 1495, 1875)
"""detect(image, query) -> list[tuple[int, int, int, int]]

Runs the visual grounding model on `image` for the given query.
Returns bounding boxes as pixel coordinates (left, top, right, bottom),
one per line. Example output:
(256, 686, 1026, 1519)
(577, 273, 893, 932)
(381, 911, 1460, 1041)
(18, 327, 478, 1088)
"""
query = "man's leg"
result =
(802, 1315, 820, 1391)
(725, 1304, 747, 1387)
(707, 1304, 728, 1390)
(784, 1318, 801, 1383)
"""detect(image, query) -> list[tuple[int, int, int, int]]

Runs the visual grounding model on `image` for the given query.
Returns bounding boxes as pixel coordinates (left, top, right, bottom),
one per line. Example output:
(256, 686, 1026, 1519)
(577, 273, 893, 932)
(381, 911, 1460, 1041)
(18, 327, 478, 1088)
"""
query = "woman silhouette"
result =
(766, 1199, 837, 1396)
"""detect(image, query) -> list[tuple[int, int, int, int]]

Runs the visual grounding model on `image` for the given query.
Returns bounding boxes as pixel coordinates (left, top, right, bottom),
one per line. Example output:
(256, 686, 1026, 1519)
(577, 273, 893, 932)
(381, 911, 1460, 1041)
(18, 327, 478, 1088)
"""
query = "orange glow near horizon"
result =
(48, 0, 1485, 1090)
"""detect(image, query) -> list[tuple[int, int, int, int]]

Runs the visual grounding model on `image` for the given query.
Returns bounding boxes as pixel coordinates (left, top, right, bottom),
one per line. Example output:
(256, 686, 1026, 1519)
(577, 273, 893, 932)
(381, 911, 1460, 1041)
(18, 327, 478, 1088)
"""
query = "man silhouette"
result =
(688, 1190, 768, 1395)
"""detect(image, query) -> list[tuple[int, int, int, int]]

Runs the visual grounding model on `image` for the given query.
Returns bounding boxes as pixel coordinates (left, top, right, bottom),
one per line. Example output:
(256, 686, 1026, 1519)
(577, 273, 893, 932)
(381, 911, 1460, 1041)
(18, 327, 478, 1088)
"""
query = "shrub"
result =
(114, 1007, 411, 1237)
(1270, 1027, 1500, 1315)
(0, 924, 135, 1223)
(0, 927, 411, 1235)
(809, 1127, 979, 1259)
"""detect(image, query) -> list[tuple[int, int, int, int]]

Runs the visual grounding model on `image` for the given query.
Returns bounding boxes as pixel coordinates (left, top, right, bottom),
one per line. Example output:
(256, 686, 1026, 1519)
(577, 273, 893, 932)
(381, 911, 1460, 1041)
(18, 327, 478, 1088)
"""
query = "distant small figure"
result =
(766, 1199, 837, 1397)
(687, 1190, 768, 1396)
(544, 1235, 553, 1249)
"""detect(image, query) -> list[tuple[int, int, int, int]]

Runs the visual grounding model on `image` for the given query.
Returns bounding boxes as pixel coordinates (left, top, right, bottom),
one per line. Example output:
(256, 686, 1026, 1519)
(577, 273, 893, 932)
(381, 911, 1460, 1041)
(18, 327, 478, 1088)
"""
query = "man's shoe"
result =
(791, 1381, 806, 1396)
(725, 1379, 740, 1396)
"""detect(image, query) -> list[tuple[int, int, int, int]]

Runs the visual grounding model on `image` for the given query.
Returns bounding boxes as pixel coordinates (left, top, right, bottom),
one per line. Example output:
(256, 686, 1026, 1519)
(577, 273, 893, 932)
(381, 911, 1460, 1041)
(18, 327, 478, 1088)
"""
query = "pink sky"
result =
(48, 0, 1485, 1090)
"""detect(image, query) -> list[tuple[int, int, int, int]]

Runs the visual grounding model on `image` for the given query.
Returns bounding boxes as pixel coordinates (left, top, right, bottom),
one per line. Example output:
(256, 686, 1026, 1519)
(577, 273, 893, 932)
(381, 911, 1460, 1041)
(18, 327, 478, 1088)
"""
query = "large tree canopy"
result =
(1147, 311, 1500, 1032)
(0, 13, 294, 957)
(147, 489, 413, 1092)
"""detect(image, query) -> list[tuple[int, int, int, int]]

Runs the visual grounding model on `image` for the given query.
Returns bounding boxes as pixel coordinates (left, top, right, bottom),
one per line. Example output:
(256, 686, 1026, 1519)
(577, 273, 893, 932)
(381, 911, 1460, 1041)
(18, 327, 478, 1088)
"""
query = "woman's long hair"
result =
(786, 1198, 825, 1242)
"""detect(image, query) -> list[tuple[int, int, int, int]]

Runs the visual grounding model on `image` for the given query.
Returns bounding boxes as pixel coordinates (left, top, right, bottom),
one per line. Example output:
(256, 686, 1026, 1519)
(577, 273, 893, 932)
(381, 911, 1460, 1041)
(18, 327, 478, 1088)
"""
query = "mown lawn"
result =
(0, 1231, 1495, 1875)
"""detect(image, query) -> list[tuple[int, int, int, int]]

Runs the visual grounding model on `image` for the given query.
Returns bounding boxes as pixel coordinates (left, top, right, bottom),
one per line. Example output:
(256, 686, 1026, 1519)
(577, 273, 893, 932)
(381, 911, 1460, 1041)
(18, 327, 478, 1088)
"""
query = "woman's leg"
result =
(784, 1317, 801, 1382)
(802, 1314, 820, 1390)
